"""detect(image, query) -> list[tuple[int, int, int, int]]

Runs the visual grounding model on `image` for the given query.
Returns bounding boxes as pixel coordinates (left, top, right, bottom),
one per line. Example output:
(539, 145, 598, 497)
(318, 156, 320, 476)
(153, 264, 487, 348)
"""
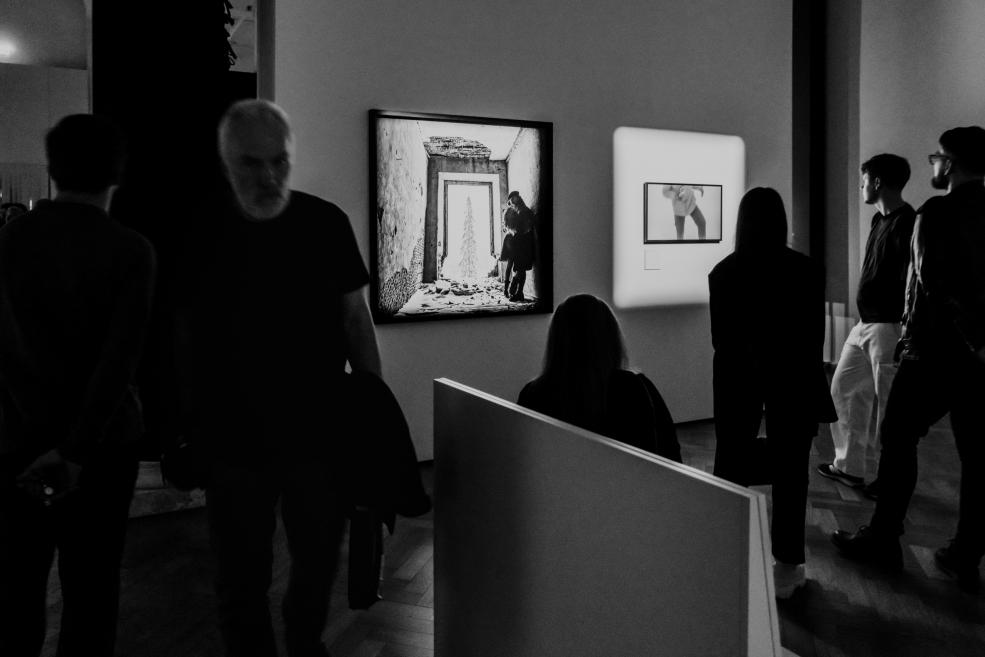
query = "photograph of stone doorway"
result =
(371, 110, 553, 323)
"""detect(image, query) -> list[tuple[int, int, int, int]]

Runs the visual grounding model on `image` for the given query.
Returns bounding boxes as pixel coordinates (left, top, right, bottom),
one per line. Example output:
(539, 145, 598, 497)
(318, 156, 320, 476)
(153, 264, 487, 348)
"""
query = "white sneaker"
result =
(773, 561, 806, 599)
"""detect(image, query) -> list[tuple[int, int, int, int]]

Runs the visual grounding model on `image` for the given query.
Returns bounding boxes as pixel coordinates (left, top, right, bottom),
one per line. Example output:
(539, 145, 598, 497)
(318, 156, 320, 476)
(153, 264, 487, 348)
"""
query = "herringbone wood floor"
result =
(684, 419, 985, 657)
(40, 419, 985, 656)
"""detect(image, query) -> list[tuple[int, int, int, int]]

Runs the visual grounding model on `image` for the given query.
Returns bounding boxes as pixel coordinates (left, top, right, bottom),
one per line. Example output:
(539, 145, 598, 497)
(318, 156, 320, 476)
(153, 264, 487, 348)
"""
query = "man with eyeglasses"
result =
(832, 126, 985, 593)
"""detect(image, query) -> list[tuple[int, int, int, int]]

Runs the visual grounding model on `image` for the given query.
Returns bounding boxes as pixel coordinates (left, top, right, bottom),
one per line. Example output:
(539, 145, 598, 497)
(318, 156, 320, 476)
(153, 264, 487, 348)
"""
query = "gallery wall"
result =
(854, 0, 985, 309)
(274, 0, 793, 458)
(0, 63, 88, 204)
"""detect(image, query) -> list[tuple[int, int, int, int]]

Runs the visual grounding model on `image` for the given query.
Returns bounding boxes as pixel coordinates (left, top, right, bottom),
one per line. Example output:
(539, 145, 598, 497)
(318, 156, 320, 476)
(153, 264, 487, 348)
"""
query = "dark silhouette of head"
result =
(734, 187, 788, 252)
(539, 294, 627, 430)
(45, 114, 126, 194)
(861, 153, 911, 191)
(938, 126, 985, 177)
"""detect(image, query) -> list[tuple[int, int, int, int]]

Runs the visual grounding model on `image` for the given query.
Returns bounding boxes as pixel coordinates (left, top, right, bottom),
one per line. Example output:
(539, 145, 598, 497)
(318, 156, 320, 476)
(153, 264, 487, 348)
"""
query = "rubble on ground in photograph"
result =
(395, 278, 535, 316)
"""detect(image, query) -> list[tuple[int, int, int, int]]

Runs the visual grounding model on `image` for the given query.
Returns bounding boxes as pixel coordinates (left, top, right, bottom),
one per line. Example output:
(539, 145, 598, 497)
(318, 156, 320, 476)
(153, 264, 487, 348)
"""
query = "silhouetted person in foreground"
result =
(709, 187, 835, 599)
(518, 294, 681, 461)
(177, 99, 382, 657)
(0, 114, 156, 656)
(833, 127, 985, 593)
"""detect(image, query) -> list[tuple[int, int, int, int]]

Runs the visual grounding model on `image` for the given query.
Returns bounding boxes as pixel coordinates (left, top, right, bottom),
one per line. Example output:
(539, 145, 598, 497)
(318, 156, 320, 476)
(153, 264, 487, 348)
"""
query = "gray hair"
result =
(218, 98, 293, 155)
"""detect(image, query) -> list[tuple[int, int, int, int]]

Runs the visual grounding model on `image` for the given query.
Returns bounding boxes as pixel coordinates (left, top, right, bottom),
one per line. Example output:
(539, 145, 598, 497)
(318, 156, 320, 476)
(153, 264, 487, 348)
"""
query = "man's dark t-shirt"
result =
(856, 203, 916, 323)
(181, 191, 368, 456)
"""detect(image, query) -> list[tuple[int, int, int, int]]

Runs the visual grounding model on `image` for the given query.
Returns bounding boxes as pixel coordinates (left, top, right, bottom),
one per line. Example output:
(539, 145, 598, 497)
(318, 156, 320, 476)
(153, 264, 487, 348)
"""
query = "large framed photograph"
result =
(643, 182, 723, 244)
(370, 110, 553, 323)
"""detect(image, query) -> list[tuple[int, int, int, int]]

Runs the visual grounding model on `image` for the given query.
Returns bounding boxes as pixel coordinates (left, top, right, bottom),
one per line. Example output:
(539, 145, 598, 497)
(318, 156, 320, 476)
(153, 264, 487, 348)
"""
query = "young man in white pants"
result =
(818, 154, 915, 497)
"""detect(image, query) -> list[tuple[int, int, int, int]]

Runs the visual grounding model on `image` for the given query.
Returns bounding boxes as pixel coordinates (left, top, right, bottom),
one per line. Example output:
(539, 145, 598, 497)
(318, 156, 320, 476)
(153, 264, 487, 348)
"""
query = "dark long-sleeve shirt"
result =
(0, 200, 156, 468)
(856, 203, 915, 323)
(902, 182, 985, 359)
(709, 246, 836, 425)
(518, 369, 682, 462)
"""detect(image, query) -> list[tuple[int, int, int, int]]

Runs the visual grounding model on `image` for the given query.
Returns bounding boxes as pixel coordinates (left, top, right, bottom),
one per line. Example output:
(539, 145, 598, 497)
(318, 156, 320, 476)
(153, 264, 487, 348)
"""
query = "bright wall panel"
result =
(613, 127, 745, 308)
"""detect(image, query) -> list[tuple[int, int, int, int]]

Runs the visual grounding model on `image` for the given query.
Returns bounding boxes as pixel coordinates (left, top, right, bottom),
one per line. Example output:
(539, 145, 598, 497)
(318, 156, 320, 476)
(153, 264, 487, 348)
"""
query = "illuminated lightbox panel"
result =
(613, 127, 745, 308)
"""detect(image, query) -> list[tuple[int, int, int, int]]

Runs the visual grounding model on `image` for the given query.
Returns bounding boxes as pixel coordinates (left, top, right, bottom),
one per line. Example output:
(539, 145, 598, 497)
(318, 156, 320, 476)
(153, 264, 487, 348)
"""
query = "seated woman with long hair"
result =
(709, 187, 835, 598)
(518, 294, 681, 462)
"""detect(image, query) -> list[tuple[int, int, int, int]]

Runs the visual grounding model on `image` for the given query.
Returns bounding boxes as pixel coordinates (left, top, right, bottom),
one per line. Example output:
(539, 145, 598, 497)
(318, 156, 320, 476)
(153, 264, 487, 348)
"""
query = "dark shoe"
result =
(831, 525, 903, 571)
(934, 542, 981, 593)
(773, 561, 806, 599)
(862, 479, 880, 501)
(816, 463, 865, 488)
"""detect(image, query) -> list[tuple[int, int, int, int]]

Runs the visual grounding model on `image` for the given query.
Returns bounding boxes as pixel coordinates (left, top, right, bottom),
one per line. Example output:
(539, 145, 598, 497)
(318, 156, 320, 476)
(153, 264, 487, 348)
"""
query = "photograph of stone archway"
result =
(371, 110, 553, 323)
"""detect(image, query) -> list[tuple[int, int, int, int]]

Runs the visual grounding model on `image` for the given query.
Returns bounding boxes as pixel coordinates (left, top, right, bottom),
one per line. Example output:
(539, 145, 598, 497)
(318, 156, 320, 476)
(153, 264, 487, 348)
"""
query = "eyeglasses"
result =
(928, 153, 952, 165)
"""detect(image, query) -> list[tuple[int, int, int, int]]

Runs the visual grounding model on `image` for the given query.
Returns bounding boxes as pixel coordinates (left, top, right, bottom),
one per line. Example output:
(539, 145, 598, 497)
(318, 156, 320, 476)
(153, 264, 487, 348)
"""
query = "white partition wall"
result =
(434, 379, 781, 657)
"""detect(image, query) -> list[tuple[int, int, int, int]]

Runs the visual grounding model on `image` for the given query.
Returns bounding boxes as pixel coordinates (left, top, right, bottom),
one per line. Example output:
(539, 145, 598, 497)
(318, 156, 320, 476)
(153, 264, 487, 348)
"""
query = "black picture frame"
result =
(643, 182, 723, 244)
(370, 109, 553, 323)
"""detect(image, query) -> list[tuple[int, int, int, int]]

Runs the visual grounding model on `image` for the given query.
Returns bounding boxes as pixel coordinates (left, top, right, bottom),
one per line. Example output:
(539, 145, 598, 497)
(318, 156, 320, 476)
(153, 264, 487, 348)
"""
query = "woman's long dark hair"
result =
(734, 187, 788, 253)
(535, 294, 628, 431)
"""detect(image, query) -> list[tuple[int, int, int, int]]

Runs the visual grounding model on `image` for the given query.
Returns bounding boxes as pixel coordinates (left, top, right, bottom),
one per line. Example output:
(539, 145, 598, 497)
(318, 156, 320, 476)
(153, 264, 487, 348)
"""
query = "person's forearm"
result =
(345, 312, 382, 377)
(341, 286, 383, 377)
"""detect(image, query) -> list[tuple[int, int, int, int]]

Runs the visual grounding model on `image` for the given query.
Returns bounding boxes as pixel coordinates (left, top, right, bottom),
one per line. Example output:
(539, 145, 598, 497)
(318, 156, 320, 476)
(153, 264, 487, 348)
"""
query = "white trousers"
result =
(829, 321, 901, 479)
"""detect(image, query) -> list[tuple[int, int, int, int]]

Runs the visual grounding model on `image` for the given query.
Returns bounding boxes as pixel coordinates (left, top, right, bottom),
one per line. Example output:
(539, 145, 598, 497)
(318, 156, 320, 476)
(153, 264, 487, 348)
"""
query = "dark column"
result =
(792, 0, 826, 262)
(91, 1, 252, 457)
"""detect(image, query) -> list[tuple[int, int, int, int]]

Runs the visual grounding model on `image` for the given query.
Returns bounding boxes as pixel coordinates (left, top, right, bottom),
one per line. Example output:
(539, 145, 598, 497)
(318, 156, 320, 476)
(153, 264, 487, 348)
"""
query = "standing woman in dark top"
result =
(709, 187, 835, 598)
(518, 294, 681, 462)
